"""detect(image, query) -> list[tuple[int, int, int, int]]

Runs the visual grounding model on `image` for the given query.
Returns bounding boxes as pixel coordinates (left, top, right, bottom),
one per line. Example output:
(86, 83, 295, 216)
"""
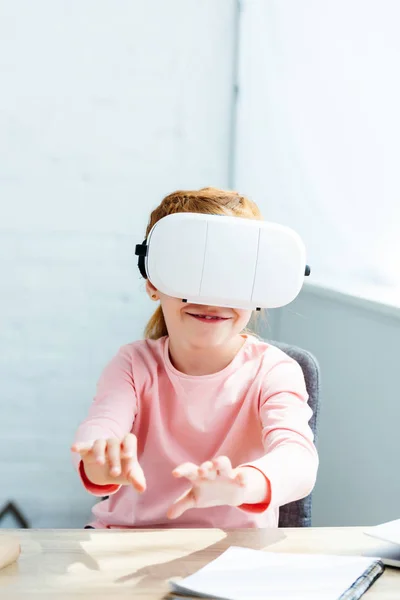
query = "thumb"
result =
(167, 488, 195, 520)
(128, 461, 147, 493)
(121, 434, 147, 492)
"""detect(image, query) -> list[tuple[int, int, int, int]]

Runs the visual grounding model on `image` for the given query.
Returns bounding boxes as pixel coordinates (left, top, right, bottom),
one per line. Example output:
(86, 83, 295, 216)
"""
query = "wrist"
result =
(238, 466, 270, 505)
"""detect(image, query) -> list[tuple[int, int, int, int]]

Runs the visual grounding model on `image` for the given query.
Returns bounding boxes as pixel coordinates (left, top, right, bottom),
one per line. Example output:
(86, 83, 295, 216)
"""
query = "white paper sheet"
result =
(169, 546, 380, 600)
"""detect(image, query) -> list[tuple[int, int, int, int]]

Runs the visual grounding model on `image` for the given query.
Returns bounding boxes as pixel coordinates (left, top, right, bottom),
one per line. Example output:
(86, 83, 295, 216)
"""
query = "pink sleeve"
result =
(71, 345, 138, 494)
(240, 358, 319, 511)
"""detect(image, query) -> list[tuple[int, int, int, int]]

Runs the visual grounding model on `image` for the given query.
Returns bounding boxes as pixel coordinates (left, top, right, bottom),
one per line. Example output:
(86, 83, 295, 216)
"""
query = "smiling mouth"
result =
(187, 313, 230, 322)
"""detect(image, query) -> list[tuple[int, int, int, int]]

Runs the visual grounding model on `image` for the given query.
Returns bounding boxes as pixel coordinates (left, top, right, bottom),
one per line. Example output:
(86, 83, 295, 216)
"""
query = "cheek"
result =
(235, 310, 252, 328)
(159, 296, 183, 324)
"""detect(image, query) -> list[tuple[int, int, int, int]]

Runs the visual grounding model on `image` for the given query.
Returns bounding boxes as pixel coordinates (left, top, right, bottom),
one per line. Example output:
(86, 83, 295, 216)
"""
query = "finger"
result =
(71, 441, 94, 453)
(92, 439, 107, 465)
(126, 461, 147, 493)
(212, 456, 234, 478)
(167, 489, 196, 520)
(198, 461, 216, 480)
(106, 439, 122, 476)
(234, 470, 247, 488)
(121, 433, 137, 459)
(172, 462, 200, 481)
(73, 447, 92, 459)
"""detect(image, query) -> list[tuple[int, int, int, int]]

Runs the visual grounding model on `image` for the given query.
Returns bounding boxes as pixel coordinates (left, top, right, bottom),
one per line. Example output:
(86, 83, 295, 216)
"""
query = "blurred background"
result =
(1, 0, 399, 529)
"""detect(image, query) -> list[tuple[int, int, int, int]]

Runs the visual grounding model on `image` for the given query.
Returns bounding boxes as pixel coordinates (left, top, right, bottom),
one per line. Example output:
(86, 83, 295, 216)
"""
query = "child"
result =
(71, 187, 318, 529)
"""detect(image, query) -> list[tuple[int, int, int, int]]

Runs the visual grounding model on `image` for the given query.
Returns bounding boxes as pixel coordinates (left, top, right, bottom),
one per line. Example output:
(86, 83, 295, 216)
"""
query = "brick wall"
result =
(0, 0, 235, 527)
(1, 231, 151, 527)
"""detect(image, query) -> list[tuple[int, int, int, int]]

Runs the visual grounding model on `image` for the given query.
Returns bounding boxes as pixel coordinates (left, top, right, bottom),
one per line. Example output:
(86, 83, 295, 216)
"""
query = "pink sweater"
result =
(72, 334, 318, 529)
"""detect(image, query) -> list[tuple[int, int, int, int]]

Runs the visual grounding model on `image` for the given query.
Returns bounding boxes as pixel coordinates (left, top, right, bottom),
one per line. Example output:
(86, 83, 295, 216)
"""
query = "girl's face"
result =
(146, 281, 252, 349)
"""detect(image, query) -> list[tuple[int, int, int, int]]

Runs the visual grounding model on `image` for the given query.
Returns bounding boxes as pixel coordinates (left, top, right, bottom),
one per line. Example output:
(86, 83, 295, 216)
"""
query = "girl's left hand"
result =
(167, 456, 249, 519)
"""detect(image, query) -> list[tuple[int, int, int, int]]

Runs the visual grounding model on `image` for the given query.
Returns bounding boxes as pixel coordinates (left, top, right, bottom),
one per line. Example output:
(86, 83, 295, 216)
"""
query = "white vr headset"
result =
(135, 212, 310, 310)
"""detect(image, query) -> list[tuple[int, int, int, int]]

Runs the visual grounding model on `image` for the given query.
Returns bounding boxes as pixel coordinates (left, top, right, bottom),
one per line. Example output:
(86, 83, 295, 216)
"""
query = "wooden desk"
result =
(0, 527, 398, 598)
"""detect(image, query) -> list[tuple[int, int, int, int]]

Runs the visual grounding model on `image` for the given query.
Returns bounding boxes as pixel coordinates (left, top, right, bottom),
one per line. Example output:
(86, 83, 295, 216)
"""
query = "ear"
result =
(145, 280, 159, 301)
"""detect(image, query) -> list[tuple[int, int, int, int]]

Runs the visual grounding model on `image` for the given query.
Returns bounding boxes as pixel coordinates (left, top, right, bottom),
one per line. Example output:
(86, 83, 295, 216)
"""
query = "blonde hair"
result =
(143, 187, 263, 340)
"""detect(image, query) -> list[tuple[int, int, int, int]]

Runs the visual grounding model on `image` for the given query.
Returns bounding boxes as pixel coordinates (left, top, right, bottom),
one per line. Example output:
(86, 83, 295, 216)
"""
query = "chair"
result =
(268, 340, 321, 527)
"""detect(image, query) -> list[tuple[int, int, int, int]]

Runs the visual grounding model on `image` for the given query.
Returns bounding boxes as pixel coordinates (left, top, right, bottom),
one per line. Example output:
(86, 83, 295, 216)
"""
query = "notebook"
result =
(364, 519, 400, 567)
(169, 546, 384, 600)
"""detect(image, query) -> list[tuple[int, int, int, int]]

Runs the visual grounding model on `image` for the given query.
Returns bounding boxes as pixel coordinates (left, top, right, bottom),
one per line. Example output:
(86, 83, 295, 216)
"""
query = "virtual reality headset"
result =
(135, 212, 310, 310)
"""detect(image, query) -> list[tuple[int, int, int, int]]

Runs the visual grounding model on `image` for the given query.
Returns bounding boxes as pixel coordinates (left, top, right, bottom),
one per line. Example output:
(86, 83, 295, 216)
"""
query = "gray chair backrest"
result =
(268, 340, 321, 527)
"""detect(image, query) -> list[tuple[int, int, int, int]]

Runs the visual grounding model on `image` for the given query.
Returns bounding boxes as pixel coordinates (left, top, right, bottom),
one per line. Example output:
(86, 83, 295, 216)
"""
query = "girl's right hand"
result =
(71, 433, 146, 493)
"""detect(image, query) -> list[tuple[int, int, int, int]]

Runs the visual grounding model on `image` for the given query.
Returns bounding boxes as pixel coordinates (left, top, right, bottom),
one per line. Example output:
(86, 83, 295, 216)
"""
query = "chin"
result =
(185, 331, 233, 350)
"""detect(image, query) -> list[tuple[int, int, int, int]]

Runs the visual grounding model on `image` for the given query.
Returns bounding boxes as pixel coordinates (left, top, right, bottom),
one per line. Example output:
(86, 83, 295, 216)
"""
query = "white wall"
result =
(264, 284, 400, 527)
(235, 0, 400, 302)
(236, 1, 400, 526)
(0, 0, 237, 527)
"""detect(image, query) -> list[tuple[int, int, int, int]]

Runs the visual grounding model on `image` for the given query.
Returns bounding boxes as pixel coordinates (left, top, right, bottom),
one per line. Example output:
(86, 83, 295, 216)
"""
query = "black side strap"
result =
(135, 240, 148, 279)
